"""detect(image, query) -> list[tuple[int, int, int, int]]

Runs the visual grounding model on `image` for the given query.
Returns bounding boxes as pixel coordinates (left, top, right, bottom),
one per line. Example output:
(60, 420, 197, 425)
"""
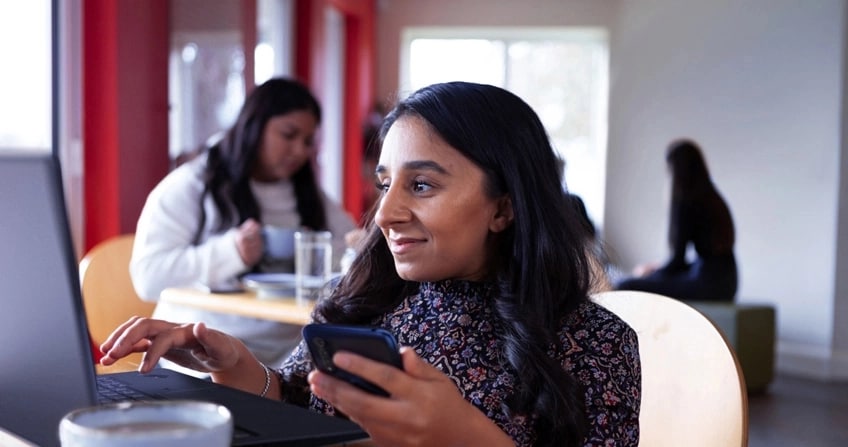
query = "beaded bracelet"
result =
(259, 362, 272, 398)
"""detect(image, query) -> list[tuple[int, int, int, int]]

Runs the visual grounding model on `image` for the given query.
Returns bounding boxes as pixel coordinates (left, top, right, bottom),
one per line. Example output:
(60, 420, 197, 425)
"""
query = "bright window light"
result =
(0, 0, 52, 150)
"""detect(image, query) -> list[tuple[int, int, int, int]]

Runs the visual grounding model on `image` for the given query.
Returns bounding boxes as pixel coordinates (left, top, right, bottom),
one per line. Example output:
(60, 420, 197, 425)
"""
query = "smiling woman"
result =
(307, 81, 640, 446)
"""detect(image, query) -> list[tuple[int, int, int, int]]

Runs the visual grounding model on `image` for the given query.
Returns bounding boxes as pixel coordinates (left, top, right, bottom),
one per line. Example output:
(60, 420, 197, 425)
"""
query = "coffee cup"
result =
(58, 400, 232, 447)
(262, 225, 296, 260)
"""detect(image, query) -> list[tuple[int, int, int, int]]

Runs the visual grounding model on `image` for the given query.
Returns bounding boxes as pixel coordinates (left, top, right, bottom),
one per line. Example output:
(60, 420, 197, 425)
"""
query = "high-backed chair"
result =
(592, 290, 749, 447)
(79, 234, 156, 372)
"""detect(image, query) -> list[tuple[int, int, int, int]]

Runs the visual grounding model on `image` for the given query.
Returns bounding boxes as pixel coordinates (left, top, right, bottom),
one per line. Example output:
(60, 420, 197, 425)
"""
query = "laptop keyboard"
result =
(96, 375, 157, 404)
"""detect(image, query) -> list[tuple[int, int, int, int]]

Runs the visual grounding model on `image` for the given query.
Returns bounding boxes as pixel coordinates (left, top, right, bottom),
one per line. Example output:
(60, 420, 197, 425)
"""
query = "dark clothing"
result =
(617, 190, 738, 302)
(616, 254, 737, 302)
(278, 280, 641, 446)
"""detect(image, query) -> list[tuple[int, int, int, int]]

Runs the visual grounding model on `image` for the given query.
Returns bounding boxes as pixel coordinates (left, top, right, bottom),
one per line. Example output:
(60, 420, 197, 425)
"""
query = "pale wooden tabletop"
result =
(159, 287, 314, 325)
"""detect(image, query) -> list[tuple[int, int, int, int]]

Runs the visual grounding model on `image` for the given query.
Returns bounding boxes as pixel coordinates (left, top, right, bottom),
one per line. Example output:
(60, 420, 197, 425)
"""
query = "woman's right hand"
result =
(235, 218, 264, 266)
(308, 347, 514, 446)
(99, 317, 242, 374)
(632, 262, 659, 277)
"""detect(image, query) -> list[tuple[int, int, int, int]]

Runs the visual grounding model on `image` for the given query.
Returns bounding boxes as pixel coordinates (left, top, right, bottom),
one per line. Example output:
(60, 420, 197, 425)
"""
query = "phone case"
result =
(302, 324, 403, 396)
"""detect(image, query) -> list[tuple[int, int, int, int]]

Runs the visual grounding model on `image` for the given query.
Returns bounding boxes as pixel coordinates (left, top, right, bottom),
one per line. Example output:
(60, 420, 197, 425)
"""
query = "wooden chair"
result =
(79, 234, 156, 372)
(592, 290, 749, 447)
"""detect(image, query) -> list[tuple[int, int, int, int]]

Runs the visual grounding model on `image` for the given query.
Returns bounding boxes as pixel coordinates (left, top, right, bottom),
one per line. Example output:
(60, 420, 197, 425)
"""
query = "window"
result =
(169, 30, 246, 160)
(401, 27, 608, 229)
(0, 0, 52, 151)
(168, 0, 295, 162)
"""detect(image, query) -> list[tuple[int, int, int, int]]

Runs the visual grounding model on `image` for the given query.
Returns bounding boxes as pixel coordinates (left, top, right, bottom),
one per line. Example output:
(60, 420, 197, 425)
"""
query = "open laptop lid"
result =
(0, 151, 98, 446)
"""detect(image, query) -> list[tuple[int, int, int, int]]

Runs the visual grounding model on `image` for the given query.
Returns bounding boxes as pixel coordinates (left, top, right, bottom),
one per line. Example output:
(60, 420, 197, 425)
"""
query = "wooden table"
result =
(159, 287, 314, 325)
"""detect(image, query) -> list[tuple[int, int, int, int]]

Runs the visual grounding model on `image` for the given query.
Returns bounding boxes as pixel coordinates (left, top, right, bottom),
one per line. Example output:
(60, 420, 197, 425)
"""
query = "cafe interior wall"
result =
(376, 0, 848, 381)
(604, 0, 848, 381)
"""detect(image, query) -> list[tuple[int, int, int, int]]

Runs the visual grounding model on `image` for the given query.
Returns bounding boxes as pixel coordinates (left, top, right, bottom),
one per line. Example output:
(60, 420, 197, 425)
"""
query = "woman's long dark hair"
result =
(192, 77, 327, 243)
(666, 139, 712, 201)
(665, 139, 734, 251)
(315, 82, 594, 445)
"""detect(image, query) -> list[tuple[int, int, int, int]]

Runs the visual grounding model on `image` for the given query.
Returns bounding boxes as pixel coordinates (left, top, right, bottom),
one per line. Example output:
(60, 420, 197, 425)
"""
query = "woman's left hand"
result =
(308, 347, 513, 447)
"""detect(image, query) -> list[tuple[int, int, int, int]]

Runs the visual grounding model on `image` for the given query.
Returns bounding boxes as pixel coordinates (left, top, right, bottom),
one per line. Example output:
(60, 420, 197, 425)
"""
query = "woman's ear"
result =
(490, 196, 514, 233)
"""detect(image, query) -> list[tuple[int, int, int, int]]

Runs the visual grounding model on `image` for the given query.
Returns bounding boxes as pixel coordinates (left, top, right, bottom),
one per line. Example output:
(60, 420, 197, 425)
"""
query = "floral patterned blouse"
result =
(275, 280, 641, 446)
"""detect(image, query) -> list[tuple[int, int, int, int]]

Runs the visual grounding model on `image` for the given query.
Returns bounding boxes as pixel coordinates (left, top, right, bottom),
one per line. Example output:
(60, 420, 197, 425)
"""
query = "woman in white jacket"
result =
(130, 78, 355, 369)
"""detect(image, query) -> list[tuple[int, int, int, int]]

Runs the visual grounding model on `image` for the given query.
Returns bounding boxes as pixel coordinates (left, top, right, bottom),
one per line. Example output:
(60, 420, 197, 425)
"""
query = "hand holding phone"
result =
(302, 324, 403, 397)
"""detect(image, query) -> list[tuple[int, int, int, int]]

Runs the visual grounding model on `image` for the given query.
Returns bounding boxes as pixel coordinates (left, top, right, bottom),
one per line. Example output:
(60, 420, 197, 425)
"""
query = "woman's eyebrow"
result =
(375, 160, 448, 175)
(274, 123, 298, 134)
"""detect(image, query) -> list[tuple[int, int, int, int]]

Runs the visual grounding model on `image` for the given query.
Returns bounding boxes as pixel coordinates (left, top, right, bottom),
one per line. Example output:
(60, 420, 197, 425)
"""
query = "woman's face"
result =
(252, 110, 318, 182)
(374, 116, 513, 282)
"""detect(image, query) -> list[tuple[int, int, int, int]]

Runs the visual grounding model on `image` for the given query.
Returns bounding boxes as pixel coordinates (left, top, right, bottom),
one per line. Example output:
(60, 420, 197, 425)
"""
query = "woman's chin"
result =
(394, 265, 430, 282)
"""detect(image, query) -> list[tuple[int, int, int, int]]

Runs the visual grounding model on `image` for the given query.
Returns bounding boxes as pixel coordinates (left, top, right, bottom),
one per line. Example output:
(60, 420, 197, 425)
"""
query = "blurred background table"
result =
(159, 288, 314, 325)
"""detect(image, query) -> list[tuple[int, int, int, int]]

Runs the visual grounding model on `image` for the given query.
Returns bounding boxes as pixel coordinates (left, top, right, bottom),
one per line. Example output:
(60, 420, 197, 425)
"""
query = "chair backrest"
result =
(592, 290, 749, 447)
(79, 234, 155, 369)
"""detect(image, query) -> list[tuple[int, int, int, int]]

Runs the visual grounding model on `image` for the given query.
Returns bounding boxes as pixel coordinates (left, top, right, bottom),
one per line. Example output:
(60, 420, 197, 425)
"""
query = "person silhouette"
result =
(616, 139, 737, 302)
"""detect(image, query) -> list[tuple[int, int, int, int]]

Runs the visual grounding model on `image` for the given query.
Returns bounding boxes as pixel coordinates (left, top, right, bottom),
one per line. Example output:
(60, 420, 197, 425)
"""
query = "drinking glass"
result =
(294, 230, 333, 305)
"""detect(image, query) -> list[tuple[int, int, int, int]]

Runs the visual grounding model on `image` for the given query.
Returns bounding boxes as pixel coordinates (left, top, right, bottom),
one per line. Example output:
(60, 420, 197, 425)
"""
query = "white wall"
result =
(606, 0, 847, 380)
(377, 0, 848, 380)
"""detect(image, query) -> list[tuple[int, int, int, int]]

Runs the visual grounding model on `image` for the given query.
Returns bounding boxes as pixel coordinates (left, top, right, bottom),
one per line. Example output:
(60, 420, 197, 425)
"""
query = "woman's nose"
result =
(374, 186, 410, 229)
(293, 139, 311, 158)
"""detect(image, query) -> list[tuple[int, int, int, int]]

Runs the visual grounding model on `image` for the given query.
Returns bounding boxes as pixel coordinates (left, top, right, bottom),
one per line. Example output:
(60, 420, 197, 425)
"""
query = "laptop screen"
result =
(0, 151, 99, 446)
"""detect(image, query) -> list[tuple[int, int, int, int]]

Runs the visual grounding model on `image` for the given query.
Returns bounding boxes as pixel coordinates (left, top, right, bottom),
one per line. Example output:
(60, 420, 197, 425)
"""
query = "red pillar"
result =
(82, 0, 170, 252)
(295, 0, 376, 223)
(82, 0, 120, 249)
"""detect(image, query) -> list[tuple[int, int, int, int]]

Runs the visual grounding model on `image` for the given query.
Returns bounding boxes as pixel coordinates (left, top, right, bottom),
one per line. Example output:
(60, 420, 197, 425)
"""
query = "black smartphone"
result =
(302, 323, 403, 397)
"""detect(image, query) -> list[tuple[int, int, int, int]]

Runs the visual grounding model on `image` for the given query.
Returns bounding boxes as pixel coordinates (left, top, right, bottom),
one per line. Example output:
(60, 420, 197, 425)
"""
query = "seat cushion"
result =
(687, 301, 776, 393)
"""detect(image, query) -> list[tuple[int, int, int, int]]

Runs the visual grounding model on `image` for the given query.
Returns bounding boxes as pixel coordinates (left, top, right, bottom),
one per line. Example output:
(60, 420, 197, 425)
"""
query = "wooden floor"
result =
(748, 374, 848, 446)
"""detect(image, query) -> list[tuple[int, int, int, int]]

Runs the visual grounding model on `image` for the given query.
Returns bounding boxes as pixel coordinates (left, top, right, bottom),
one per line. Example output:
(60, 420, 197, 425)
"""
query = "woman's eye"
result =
(412, 181, 432, 193)
(375, 181, 389, 193)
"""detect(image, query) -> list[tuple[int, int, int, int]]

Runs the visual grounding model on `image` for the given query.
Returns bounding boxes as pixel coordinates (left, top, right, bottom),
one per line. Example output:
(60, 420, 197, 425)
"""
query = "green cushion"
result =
(687, 301, 776, 394)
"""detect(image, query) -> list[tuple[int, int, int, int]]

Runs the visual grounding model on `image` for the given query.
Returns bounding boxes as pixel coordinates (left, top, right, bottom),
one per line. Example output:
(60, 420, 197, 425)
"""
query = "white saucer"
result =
(241, 273, 297, 299)
(242, 272, 343, 300)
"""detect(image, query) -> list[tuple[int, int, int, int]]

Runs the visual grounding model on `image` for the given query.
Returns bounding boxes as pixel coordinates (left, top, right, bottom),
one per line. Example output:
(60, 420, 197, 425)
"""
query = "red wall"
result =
(297, 0, 376, 222)
(82, 0, 170, 252)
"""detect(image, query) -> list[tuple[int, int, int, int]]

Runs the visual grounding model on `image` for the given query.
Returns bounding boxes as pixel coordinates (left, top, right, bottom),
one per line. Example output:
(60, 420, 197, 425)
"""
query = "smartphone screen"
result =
(302, 324, 403, 396)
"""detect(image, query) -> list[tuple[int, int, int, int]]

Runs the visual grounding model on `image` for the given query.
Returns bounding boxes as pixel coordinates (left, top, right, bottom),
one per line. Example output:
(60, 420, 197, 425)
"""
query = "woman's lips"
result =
(388, 237, 424, 255)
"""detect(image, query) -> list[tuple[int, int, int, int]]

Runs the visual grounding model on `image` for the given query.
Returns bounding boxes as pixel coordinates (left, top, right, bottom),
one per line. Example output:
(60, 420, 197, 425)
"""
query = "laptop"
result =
(0, 151, 367, 447)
